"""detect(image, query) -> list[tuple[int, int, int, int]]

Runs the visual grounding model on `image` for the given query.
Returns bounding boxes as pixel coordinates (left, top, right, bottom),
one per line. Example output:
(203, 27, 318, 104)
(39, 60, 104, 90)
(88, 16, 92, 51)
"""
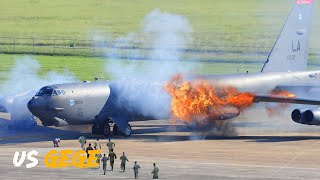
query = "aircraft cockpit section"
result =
(35, 87, 66, 97)
(52, 89, 66, 96)
(35, 86, 54, 96)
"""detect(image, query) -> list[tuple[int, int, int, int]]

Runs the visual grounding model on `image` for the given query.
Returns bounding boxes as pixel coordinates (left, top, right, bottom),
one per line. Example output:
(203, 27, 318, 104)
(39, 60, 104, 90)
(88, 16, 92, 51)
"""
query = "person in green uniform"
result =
(106, 139, 115, 152)
(151, 163, 159, 179)
(95, 147, 102, 168)
(78, 134, 86, 150)
(133, 161, 141, 179)
(108, 149, 117, 171)
(120, 152, 129, 172)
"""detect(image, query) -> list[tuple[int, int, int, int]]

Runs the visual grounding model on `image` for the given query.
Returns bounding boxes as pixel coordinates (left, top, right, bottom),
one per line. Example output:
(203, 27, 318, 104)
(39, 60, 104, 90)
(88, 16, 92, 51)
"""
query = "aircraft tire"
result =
(103, 123, 111, 137)
(121, 124, 132, 137)
(92, 124, 99, 135)
(113, 124, 120, 135)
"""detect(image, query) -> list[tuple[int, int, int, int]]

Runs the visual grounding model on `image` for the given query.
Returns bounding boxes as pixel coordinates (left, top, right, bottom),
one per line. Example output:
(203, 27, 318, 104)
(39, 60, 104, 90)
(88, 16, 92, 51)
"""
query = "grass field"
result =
(0, 54, 264, 83)
(0, 0, 319, 46)
(0, 0, 320, 83)
(1, 53, 319, 84)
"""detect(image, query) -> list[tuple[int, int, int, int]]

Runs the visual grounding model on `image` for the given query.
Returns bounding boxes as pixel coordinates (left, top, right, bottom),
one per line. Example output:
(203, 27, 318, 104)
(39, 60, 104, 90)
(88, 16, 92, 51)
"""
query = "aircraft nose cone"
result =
(27, 97, 36, 114)
(27, 96, 45, 116)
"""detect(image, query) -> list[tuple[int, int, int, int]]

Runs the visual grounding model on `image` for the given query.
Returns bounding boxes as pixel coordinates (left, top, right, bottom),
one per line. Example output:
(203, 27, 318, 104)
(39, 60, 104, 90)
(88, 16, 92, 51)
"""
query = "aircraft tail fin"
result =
(261, 0, 314, 73)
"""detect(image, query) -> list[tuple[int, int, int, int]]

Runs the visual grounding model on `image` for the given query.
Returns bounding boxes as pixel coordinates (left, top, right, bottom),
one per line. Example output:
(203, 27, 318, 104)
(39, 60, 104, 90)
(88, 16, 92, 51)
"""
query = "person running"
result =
(151, 163, 159, 179)
(133, 161, 141, 179)
(78, 134, 86, 149)
(101, 154, 108, 175)
(106, 139, 115, 152)
(120, 152, 129, 172)
(108, 149, 117, 171)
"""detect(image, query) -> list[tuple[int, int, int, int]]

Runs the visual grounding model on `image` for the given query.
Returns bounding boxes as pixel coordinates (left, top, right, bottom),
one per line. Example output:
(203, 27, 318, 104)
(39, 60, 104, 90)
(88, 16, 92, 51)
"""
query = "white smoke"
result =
(100, 9, 195, 119)
(105, 8, 194, 80)
(0, 56, 76, 126)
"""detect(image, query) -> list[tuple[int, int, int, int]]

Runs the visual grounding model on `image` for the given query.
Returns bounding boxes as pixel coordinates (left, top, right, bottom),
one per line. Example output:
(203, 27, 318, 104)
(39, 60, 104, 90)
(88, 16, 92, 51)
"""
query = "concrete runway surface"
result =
(1, 107, 320, 180)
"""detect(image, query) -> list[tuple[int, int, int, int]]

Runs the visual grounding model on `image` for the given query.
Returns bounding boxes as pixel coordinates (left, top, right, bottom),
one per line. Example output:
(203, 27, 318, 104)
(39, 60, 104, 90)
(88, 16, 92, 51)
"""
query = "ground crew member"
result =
(85, 143, 94, 159)
(52, 138, 60, 147)
(120, 152, 129, 172)
(106, 139, 115, 152)
(101, 154, 108, 175)
(95, 147, 102, 168)
(94, 138, 101, 149)
(151, 163, 159, 179)
(78, 134, 86, 149)
(133, 161, 141, 179)
(108, 149, 117, 171)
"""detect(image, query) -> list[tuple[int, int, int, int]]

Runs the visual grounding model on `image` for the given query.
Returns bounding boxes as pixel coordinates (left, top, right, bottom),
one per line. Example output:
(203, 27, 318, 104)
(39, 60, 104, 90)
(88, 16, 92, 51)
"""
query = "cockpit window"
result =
(52, 90, 58, 96)
(52, 89, 66, 96)
(36, 87, 54, 96)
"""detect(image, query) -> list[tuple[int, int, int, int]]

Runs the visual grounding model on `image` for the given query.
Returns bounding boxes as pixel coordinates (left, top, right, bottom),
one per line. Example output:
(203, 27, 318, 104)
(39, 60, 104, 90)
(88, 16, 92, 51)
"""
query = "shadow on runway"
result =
(1, 117, 320, 145)
(128, 134, 320, 143)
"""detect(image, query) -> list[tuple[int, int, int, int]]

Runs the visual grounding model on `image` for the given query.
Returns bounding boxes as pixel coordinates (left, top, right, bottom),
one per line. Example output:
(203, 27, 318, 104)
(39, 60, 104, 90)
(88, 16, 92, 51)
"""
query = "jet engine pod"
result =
(304, 109, 320, 125)
(291, 108, 307, 123)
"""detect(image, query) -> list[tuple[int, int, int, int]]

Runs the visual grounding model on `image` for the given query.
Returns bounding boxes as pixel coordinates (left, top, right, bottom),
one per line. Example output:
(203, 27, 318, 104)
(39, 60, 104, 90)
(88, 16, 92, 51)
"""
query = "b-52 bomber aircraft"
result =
(28, 0, 320, 137)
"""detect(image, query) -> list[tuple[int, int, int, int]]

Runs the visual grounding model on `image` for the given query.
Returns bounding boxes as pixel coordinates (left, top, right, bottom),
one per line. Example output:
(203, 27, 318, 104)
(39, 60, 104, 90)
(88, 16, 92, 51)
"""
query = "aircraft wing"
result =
(253, 95, 320, 105)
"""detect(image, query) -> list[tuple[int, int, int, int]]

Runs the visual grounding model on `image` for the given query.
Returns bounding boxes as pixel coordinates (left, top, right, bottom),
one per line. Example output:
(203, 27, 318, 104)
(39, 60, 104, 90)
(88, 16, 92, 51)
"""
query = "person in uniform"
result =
(85, 143, 94, 159)
(95, 147, 102, 168)
(101, 154, 108, 175)
(106, 139, 115, 152)
(94, 138, 101, 149)
(108, 149, 117, 171)
(151, 163, 159, 179)
(133, 161, 141, 179)
(78, 134, 87, 150)
(120, 152, 129, 172)
(52, 138, 60, 147)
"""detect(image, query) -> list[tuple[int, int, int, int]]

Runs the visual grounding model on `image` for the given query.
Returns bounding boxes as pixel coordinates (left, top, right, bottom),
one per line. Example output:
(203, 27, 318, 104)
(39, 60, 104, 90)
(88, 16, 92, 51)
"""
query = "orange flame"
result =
(164, 74, 255, 124)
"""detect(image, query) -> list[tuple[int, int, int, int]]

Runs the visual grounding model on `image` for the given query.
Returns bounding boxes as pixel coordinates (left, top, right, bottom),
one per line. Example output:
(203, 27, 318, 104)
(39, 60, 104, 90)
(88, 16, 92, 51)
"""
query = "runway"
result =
(1, 108, 320, 180)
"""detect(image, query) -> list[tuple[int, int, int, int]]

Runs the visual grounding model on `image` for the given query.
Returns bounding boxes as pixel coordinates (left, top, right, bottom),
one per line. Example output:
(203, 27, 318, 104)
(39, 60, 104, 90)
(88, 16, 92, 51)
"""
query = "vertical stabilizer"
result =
(261, 0, 314, 72)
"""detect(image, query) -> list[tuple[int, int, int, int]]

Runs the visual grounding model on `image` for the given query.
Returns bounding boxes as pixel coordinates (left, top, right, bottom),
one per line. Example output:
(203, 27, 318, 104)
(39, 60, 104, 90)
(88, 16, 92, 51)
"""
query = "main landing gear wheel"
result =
(113, 124, 121, 136)
(103, 123, 111, 137)
(122, 124, 132, 137)
(92, 123, 99, 135)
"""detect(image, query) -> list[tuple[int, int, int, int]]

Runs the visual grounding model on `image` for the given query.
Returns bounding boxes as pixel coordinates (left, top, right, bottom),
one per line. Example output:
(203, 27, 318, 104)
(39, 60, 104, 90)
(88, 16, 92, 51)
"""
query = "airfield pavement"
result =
(1, 108, 320, 180)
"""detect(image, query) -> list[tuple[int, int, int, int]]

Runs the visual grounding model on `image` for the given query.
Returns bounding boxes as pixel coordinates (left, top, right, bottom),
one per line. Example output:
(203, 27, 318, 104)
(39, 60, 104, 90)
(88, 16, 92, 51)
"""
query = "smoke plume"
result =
(0, 56, 76, 127)
(102, 9, 195, 120)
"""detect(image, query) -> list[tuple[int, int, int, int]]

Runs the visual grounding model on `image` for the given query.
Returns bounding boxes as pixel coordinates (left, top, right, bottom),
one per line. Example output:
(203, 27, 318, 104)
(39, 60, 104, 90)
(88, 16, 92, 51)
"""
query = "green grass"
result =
(0, 54, 264, 83)
(0, 0, 319, 47)
(0, 0, 320, 83)
(0, 53, 319, 84)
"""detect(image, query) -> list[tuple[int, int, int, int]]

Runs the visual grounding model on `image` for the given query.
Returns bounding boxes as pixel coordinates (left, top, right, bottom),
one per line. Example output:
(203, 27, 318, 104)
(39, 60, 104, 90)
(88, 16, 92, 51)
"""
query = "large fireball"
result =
(164, 74, 255, 124)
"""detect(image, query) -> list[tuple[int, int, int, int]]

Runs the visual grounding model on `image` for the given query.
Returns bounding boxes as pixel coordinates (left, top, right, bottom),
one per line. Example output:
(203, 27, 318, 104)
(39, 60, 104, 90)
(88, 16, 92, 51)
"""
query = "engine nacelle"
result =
(304, 109, 320, 125)
(291, 109, 307, 124)
(291, 108, 320, 125)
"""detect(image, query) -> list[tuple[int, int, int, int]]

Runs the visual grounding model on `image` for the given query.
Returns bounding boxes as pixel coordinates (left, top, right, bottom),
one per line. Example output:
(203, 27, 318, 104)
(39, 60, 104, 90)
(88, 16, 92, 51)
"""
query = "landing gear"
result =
(91, 121, 110, 137)
(103, 123, 111, 137)
(91, 119, 132, 137)
(112, 124, 132, 137)
(112, 124, 121, 136)
(123, 124, 132, 137)
(92, 123, 100, 135)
